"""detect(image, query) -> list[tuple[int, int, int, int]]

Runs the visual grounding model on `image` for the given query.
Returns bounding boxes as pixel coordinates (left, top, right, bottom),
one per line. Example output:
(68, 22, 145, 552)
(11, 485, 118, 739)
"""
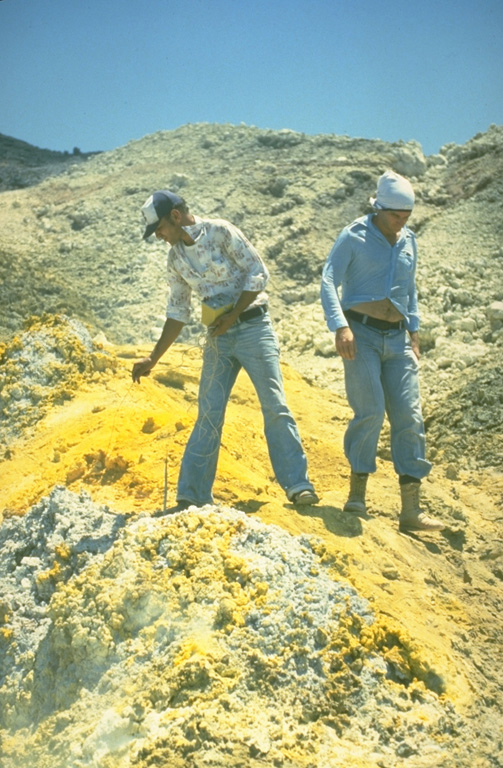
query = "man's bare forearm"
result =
(150, 317, 185, 364)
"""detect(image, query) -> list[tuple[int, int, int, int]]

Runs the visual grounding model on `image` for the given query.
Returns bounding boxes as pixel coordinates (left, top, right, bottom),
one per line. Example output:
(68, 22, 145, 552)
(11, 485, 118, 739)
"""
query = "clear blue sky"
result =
(1, 0, 502, 156)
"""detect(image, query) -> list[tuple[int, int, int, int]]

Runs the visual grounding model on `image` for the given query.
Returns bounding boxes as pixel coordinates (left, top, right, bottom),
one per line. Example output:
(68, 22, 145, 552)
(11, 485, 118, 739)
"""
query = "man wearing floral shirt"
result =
(133, 190, 318, 511)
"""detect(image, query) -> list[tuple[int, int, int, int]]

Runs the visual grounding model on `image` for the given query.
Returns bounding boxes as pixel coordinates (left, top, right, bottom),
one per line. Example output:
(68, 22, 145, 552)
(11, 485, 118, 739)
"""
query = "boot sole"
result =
(344, 502, 367, 514)
(399, 521, 446, 532)
(292, 492, 320, 506)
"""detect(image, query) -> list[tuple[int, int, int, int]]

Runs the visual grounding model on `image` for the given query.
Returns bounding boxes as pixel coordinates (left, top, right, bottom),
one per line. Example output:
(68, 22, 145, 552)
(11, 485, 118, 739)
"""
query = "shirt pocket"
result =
(394, 248, 415, 281)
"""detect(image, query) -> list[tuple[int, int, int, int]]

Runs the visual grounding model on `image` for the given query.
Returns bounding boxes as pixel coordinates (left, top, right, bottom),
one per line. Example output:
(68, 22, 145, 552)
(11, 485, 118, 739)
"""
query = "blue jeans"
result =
(342, 319, 432, 478)
(177, 314, 315, 504)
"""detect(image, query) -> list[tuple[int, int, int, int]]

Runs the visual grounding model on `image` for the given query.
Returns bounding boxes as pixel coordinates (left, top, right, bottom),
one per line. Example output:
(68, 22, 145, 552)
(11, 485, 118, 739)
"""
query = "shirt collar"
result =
(181, 214, 205, 242)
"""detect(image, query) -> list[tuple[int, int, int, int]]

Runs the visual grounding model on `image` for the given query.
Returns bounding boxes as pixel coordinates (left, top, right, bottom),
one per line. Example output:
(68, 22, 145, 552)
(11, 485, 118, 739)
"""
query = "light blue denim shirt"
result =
(321, 214, 420, 333)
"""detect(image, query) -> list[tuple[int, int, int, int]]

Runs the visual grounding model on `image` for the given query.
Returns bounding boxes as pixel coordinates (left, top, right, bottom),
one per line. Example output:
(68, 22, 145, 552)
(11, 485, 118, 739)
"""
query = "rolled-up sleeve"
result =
(166, 257, 192, 324)
(222, 223, 269, 292)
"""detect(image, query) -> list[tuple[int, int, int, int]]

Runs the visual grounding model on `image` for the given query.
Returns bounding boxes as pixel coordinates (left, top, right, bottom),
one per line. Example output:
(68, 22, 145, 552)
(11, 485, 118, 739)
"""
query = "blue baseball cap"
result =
(141, 190, 184, 239)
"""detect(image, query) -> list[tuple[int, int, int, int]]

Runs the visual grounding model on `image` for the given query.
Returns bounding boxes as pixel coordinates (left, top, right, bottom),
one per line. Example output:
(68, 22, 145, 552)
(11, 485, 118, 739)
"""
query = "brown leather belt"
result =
(344, 308, 405, 331)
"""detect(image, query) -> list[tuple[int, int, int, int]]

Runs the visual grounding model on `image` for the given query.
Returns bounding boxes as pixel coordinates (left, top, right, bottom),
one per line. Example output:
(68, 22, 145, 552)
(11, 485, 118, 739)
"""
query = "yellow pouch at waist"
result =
(201, 301, 234, 326)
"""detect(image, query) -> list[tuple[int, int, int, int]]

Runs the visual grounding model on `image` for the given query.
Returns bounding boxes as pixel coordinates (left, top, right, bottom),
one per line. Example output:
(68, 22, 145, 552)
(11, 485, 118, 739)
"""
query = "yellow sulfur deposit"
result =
(0, 315, 502, 768)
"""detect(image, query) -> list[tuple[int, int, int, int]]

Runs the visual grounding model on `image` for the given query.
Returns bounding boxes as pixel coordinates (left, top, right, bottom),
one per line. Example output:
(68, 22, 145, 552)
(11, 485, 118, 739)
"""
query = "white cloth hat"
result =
(369, 170, 415, 210)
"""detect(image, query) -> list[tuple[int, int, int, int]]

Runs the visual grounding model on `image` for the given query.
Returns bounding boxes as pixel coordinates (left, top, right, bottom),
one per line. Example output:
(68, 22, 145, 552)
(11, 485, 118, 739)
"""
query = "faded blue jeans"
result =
(177, 314, 315, 505)
(342, 319, 432, 478)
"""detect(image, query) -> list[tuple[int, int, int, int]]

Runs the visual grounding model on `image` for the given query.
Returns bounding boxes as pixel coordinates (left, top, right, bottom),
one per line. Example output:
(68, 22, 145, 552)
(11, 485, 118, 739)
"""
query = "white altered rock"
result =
(488, 301, 503, 330)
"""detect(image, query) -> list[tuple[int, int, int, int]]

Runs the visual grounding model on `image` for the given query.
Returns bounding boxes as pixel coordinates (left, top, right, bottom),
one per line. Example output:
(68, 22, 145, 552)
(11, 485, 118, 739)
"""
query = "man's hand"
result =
(132, 357, 155, 383)
(208, 310, 237, 337)
(409, 332, 420, 360)
(335, 326, 356, 360)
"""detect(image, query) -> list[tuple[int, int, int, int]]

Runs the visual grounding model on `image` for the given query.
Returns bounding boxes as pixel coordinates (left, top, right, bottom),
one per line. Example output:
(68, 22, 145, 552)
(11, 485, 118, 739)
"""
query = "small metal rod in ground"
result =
(163, 458, 168, 514)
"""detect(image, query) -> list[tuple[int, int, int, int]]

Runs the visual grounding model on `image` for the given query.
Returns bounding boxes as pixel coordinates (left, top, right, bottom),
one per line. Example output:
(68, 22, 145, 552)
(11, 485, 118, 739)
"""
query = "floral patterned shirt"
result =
(165, 216, 269, 324)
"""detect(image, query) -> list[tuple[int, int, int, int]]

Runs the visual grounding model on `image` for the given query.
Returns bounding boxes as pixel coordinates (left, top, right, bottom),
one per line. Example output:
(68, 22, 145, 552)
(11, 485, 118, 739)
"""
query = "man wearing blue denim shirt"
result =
(132, 190, 318, 511)
(321, 171, 444, 532)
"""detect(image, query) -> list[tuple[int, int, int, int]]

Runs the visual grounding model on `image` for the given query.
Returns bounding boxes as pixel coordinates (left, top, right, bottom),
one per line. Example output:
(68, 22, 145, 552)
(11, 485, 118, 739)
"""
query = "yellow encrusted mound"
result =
(0, 314, 115, 455)
(0, 314, 502, 767)
(0, 491, 459, 768)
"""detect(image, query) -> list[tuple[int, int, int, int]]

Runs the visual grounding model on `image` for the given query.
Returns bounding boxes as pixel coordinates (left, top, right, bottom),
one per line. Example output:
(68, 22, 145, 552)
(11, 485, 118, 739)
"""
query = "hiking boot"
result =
(399, 482, 445, 532)
(343, 473, 368, 514)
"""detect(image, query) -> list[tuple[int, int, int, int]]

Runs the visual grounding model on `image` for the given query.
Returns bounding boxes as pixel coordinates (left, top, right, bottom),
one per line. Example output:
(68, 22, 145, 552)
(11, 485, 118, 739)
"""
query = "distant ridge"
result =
(0, 132, 101, 191)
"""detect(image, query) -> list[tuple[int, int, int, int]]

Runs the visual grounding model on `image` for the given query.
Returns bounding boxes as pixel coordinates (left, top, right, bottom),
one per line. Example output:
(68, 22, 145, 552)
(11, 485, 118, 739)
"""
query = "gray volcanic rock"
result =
(0, 488, 473, 768)
(0, 123, 433, 346)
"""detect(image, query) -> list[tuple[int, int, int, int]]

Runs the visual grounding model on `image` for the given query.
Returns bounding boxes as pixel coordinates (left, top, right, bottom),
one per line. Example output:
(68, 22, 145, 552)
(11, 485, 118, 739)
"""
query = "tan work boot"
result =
(343, 473, 368, 514)
(399, 482, 445, 532)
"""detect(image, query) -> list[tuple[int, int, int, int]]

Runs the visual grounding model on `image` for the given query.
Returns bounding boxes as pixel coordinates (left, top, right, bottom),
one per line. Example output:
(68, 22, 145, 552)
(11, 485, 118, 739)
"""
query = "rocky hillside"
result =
(0, 126, 502, 767)
(0, 123, 502, 473)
